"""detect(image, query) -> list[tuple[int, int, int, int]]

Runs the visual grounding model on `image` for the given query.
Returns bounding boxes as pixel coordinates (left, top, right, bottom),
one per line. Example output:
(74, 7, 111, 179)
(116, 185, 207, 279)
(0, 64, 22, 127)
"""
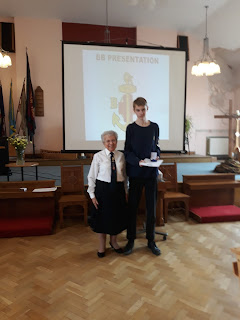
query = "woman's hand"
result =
(92, 197, 99, 209)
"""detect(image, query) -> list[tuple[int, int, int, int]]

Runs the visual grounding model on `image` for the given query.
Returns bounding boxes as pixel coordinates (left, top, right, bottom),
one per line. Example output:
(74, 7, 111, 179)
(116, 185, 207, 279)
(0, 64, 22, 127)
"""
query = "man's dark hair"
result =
(133, 97, 147, 109)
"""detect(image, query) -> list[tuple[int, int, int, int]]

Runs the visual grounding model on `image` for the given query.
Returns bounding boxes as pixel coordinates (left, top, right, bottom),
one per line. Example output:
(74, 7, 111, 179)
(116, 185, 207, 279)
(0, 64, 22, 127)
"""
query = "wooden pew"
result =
(0, 180, 57, 237)
(182, 173, 240, 207)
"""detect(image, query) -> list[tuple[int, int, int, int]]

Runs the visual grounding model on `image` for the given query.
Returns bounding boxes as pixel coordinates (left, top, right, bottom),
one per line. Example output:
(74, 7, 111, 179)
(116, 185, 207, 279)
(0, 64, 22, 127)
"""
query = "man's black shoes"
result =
(148, 241, 161, 256)
(124, 240, 161, 256)
(123, 240, 134, 255)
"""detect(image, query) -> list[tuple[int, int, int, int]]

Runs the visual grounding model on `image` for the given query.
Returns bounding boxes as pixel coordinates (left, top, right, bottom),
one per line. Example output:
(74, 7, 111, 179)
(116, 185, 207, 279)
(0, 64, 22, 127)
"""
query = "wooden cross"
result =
(214, 100, 240, 158)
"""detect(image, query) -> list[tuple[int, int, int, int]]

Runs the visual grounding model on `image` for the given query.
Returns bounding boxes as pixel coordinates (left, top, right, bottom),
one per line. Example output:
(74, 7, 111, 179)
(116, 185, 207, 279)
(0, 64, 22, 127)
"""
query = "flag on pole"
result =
(16, 79, 27, 136)
(9, 80, 16, 136)
(26, 52, 36, 141)
(0, 81, 6, 137)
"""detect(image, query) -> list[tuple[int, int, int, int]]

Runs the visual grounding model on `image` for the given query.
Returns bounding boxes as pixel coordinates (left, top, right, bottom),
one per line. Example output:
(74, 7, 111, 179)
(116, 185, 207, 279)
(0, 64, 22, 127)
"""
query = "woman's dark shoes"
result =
(123, 240, 134, 255)
(147, 241, 161, 256)
(109, 242, 124, 254)
(97, 251, 105, 258)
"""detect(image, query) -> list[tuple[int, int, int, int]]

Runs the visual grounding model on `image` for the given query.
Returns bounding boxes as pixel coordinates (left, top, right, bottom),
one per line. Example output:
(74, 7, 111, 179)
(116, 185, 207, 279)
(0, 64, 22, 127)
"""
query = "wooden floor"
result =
(0, 214, 240, 320)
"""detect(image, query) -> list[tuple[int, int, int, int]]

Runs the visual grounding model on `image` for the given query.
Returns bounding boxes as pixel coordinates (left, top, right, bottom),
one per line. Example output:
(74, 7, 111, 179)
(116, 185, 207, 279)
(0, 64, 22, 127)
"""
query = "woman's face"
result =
(103, 134, 117, 152)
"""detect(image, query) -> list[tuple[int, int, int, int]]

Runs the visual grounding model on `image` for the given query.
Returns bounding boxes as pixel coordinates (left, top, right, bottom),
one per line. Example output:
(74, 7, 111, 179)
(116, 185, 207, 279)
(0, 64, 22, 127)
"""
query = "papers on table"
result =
(141, 159, 163, 167)
(32, 187, 57, 192)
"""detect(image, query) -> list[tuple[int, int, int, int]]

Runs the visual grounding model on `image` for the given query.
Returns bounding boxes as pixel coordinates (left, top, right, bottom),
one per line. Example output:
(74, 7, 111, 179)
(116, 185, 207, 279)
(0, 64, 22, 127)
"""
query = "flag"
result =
(9, 80, 16, 136)
(26, 52, 36, 141)
(16, 79, 27, 136)
(0, 82, 6, 137)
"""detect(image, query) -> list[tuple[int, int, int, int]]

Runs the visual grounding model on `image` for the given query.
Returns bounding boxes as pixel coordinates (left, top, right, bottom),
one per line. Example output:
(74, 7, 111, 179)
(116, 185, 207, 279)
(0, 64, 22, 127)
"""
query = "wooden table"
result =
(5, 162, 39, 181)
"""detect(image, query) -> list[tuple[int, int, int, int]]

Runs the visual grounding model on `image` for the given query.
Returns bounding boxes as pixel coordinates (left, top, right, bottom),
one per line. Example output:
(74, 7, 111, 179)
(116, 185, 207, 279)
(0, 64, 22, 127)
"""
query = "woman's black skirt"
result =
(89, 180, 127, 235)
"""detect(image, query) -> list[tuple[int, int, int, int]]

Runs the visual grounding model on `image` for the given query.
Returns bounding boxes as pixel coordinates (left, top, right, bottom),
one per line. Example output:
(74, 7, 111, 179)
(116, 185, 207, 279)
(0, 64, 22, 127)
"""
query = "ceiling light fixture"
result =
(191, 6, 221, 77)
(0, 48, 12, 68)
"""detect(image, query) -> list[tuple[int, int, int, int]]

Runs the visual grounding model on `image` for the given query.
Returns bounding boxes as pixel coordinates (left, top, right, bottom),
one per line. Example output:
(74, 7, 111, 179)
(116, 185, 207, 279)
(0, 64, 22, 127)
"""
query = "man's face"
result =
(134, 104, 148, 119)
(103, 135, 117, 152)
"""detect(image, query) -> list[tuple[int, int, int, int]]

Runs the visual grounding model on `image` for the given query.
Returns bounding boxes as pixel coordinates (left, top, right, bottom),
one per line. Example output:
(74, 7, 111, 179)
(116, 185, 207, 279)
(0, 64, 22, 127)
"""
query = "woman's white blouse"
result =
(87, 148, 127, 199)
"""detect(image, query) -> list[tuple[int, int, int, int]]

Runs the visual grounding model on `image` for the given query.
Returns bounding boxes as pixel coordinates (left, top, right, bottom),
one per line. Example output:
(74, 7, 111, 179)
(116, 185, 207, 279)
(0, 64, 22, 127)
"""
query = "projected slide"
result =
(82, 49, 169, 141)
(63, 43, 186, 152)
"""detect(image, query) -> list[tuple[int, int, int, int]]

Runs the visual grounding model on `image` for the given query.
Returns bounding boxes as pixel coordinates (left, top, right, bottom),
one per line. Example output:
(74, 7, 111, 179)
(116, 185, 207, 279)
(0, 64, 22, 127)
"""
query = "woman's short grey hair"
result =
(101, 130, 118, 143)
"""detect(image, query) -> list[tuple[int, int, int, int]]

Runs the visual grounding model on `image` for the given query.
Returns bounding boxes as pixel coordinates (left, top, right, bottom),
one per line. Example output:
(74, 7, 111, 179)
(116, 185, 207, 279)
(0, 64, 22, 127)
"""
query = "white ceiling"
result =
(0, 0, 239, 51)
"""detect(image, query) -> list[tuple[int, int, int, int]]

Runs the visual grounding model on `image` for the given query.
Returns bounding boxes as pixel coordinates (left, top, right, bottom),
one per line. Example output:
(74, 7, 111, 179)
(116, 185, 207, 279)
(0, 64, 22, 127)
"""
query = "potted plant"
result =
(185, 115, 193, 155)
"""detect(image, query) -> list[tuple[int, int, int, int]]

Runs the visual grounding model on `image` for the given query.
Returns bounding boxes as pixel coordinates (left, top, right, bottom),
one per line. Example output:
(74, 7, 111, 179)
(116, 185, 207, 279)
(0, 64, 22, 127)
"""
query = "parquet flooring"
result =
(0, 214, 240, 320)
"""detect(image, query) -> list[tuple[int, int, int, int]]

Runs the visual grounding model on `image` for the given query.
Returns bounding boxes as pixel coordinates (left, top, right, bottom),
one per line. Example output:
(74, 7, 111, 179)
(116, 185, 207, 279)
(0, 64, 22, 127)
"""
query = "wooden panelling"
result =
(62, 22, 136, 45)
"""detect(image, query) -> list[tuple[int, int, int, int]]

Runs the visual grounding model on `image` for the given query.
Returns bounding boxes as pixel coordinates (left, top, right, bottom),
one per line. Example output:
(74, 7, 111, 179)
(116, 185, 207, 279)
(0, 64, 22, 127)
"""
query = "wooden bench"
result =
(183, 173, 240, 207)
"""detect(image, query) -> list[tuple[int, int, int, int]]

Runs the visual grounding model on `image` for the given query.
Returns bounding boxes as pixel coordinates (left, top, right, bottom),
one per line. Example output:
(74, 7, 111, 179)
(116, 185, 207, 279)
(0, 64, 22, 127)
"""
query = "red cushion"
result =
(190, 205, 240, 223)
(0, 217, 54, 238)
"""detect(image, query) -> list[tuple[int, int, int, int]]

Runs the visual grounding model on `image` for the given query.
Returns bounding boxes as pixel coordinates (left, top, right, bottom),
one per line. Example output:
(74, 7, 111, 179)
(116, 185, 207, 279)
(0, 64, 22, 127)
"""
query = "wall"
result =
(0, 17, 64, 154)
(187, 35, 231, 155)
(14, 17, 62, 153)
(1, 18, 230, 155)
(233, 66, 240, 110)
(137, 26, 229, 155)
(2, 19, 136, 154)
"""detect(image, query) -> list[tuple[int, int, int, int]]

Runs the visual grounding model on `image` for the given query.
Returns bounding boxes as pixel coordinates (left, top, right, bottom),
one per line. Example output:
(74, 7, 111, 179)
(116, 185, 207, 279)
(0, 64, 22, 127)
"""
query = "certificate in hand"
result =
(141, 159, 163, 167)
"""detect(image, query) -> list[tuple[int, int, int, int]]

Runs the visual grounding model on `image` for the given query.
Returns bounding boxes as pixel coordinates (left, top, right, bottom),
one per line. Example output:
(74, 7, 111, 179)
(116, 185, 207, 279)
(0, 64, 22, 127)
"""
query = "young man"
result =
(124, 97, 161, 256)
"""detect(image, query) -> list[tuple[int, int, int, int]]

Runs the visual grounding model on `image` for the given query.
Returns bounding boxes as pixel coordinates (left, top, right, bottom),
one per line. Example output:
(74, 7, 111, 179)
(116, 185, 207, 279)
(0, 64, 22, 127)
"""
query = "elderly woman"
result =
(87, 130, 127, 258)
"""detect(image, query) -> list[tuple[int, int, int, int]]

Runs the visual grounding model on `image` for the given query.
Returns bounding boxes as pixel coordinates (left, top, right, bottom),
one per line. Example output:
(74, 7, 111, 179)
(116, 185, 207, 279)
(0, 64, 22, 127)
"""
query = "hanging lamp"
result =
(0, 49, 12, 68)
(191, 6, 221, 77)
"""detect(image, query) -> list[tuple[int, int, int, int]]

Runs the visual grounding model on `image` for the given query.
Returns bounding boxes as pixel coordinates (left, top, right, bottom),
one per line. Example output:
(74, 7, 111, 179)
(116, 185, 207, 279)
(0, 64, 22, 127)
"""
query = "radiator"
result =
(206, 136, 229, 156)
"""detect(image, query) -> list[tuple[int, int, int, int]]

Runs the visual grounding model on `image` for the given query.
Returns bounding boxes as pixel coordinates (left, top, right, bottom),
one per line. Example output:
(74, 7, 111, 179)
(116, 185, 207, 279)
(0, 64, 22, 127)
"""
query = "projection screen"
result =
(62, 42, 187, 152)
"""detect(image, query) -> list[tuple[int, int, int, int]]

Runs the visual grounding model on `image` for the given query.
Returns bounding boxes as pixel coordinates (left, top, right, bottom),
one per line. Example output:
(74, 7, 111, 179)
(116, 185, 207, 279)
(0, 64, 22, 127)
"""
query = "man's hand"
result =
(139, 160, 144, 167)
